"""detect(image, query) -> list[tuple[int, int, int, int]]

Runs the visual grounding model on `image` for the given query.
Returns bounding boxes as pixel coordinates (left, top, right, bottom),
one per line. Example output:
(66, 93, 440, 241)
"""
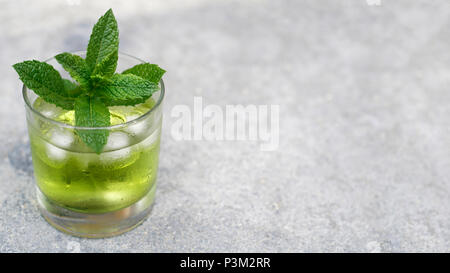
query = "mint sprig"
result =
(12, 9, 165, 153)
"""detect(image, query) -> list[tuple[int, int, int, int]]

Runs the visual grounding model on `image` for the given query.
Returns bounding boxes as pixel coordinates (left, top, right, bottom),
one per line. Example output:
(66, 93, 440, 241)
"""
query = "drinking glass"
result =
(23, 51, 164, 238)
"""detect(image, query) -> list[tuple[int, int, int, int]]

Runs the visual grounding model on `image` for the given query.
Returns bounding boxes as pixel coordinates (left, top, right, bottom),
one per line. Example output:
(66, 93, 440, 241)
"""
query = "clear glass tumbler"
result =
(23, 52, 164, 238)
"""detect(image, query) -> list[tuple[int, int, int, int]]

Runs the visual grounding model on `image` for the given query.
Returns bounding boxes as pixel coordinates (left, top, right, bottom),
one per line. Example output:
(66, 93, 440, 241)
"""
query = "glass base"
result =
(36, 184, 156, 238)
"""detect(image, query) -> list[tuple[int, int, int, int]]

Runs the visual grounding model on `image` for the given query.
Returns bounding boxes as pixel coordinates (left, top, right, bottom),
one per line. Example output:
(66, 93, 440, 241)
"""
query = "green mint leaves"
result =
(12, 8, 165, 154)
(96, 74, 160, 106)
(74, 96, 110, 153)
(86, 9, 119, 74)
(13, 60, 76, 110)
(122, 63, 166, 84)
(55, 53, 91, 87)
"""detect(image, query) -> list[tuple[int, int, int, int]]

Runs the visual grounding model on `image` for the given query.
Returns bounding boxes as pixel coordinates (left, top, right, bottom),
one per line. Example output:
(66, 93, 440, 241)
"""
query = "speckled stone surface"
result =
(1, 0, 450, 252)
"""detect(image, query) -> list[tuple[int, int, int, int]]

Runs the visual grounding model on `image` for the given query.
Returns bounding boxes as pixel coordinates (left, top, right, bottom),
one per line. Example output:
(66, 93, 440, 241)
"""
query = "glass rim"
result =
(22, 51, 165, 130)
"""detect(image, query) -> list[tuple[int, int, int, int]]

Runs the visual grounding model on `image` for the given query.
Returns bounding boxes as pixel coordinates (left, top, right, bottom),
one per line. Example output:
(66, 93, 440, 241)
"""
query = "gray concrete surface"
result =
(1, 0, 450, 252)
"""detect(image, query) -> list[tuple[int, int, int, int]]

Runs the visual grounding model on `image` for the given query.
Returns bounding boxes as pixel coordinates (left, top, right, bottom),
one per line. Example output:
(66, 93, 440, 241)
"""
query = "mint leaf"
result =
(122, 63, 165, 84)
(62, 79, 82, 96)
(92, 49, 118, 77)
(74, 96, 110, 153)
(39, 93, 75, 110)
(95, 74, 159, 106)
(13, 60, 75, 110)
(86, 9, 119, 73)
(63, 79, 78, 92)
(55, 52, 90, 87)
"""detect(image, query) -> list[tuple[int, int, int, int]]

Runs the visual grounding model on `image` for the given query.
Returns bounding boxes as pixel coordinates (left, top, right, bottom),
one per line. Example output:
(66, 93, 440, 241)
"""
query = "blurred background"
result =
(1, 0, 450, 252)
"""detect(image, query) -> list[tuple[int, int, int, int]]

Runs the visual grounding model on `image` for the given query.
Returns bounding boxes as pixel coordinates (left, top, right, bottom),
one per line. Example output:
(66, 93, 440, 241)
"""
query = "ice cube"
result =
(40, 143, 69, 168)
(124, 120, 150, 137)
(107, 98, 157, 140)
(33, 97, 66, 119)
(104, 131, 131, 151)
(48, 128, 75, 149)
(96, 146, 140, 170)
(108, 98, 155, 124)
(46, 143, 67, 160)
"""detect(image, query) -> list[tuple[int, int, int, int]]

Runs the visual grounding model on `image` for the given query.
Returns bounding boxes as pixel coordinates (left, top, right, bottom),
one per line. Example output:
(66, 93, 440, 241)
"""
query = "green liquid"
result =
(29, 98, 161, 214)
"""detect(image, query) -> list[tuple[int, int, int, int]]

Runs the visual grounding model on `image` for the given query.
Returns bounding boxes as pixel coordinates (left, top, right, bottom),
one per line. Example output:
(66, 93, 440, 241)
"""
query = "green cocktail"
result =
(22, 56, 165, 237)
(29, 97, 161, 214)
